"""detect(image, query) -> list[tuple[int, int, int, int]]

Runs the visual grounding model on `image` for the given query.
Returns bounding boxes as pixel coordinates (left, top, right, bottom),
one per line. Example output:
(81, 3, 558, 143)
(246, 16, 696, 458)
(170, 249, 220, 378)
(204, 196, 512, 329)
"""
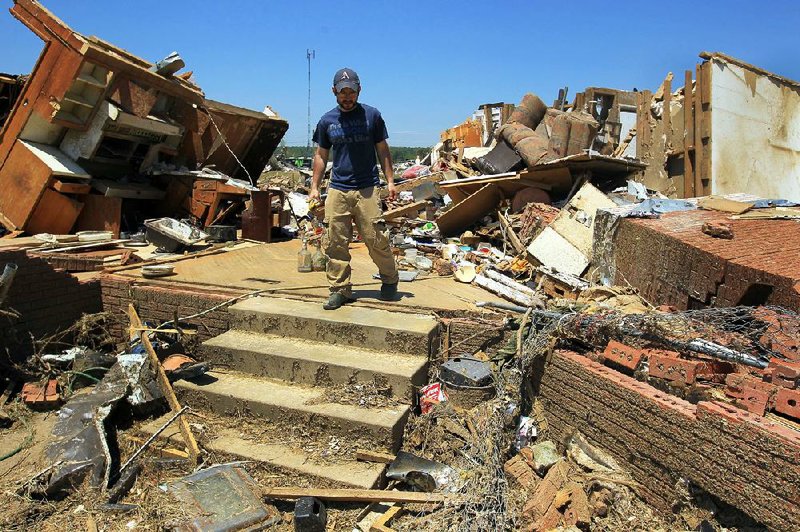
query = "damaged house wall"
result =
(0, 0, 288, 236)
(636, 52, 800, 201)
(705, 52, 800, 201)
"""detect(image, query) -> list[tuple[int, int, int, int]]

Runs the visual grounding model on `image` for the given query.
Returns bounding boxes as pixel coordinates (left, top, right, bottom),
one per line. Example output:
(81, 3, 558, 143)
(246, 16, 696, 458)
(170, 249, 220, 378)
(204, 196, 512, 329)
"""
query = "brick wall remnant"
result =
(0, 248, 101, 357)
(610, 209, 800, 311)
(536, 350, 800, 531)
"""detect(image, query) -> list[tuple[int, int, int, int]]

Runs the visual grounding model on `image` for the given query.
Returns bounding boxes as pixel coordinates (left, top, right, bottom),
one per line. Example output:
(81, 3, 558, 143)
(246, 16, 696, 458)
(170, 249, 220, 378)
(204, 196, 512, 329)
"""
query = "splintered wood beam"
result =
(694, 63, 704, 196)
(497, 210, 525, 255)
(663, 75, 672, 143)
(127, 304, 200, 464)
(263, 487, 459, 504)
(683, 70, 695, 198)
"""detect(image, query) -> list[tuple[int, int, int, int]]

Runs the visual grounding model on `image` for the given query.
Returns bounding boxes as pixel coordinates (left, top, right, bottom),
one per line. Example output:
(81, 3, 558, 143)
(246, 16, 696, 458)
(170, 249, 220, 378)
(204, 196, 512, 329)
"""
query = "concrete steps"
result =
(137, 415, 386, 489)
(165, 296, 439, 487)
(175, 371, 409, 452)
(200, 330, 428, 400)
(229, 297, 438, 356)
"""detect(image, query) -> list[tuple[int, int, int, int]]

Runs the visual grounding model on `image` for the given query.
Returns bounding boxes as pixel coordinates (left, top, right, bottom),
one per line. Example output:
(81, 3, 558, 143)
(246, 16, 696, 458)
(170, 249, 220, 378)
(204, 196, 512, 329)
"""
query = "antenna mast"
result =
(306, 49, 315, 161)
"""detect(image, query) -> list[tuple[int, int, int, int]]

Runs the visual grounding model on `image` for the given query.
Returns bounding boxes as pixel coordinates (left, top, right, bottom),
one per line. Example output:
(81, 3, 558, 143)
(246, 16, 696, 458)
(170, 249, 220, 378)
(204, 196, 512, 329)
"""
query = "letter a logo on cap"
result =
(333, 68, 360, 91)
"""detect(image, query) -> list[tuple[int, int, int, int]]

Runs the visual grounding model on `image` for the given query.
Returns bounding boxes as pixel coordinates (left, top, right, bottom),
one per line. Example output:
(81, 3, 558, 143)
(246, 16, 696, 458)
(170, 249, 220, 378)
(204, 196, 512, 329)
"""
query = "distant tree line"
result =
(279, 145, 429, 163)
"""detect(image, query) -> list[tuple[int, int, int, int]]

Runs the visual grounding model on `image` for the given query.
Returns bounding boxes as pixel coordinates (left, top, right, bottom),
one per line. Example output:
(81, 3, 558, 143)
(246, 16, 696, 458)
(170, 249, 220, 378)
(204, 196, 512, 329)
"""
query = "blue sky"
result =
(2, 1, 799, 147)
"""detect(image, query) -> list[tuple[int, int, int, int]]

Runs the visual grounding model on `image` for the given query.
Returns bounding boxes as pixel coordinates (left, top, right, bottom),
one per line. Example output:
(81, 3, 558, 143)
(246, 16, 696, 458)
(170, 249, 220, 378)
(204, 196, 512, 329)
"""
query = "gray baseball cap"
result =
(333, 67, 360, 92)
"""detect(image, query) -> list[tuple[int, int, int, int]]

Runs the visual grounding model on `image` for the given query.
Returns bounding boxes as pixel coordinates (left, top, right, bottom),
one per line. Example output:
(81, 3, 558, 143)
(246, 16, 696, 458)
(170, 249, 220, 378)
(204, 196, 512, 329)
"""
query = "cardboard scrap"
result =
(697, 195, 754, 214)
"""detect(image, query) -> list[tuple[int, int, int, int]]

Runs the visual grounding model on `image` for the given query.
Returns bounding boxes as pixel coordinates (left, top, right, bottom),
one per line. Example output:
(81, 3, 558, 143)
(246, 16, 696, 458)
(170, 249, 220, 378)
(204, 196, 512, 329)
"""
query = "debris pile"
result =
(2, 1, 800, 530)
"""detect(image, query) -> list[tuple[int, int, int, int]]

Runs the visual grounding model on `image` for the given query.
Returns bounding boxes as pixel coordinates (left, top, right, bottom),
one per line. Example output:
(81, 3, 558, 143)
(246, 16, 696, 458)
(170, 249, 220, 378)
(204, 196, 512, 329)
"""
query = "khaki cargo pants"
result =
(324, 186, 398, 297)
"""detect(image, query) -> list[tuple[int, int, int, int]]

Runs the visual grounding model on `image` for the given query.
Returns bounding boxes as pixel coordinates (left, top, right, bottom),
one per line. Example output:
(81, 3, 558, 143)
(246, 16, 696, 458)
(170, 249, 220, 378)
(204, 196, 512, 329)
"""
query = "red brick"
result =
(602, 340, 644, 370)
(769, 359, 800, 389)
(648, 351, 701, 385)
(21, 380, 60, 408)
(725, 373, 778, 395)
(725, 373, 779, 415)
(774, 388, 800, 420)
(696, 360, 735, 383)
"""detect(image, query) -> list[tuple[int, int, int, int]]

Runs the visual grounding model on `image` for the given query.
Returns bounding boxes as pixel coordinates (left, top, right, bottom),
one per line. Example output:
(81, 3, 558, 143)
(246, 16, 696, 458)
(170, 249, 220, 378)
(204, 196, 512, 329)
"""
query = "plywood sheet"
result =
(0, 139, 52, 228)
(26, 188, 84, 235)
(436, 184, 500, 237)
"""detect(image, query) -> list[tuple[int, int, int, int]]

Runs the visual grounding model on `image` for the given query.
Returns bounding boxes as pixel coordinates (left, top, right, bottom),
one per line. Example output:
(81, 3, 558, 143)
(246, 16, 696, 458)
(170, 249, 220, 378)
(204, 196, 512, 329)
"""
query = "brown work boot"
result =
(323, 292, 354, 310)
(379, 283, 398, 301)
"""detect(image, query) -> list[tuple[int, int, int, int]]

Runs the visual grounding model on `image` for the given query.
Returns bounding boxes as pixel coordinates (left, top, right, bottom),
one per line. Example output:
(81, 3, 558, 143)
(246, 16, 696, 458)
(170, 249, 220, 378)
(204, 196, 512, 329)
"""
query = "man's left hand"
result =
(386, 182, 397, 202)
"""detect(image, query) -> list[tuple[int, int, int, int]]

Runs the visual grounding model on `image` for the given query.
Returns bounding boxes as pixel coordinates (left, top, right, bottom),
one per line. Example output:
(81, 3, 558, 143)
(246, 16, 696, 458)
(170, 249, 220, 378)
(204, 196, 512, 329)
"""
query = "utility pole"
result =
(306, 49, 315, 163)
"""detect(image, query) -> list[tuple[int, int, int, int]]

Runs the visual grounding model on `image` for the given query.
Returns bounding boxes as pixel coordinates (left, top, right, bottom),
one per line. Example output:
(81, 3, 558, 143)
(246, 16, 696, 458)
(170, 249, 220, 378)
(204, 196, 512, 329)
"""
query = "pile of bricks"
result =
(611, 209, 800, 310)
(537, 349, 800, 531)
(600, 338, 800, 422)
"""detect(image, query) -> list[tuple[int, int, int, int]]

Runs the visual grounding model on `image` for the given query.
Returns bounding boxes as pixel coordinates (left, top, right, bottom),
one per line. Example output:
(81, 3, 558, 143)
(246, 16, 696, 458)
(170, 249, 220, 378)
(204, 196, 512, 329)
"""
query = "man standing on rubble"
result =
(309, 67, 399, 310)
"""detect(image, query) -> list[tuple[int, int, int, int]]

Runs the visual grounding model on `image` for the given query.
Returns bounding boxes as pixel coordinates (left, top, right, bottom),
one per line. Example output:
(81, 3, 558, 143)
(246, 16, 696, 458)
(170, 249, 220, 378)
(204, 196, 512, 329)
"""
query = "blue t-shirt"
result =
(312, 103, 388, 191)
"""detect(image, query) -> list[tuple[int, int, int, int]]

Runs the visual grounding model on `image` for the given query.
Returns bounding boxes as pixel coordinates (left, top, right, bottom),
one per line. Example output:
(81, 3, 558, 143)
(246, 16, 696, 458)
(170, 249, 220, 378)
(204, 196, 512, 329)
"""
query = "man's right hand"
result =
(309, 187, 321, 203)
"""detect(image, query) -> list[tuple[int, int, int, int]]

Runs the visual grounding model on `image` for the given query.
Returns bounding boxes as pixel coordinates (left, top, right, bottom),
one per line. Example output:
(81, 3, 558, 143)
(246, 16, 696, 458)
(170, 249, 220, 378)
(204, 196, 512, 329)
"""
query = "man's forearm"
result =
(376, 142, 394, 184)
(311, 148, 329, 191)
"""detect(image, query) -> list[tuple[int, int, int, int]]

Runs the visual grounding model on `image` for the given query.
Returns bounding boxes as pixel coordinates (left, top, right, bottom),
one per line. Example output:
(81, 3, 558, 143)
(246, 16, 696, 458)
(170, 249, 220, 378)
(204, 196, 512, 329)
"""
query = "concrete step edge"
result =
(202, 330, 429, 379)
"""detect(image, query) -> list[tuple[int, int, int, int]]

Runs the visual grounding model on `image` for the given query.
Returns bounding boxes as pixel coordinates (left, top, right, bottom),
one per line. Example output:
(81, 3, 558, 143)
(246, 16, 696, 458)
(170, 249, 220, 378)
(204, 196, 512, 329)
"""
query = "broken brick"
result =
(560, 482, 591, 529)
(754, 308, 800, 361)
(702, 221, 734, 239)
(602, 340, 644, 371)
(504, 454, 538, 491)
(774, 388, 800, 420)
(523, 460, 569, 529)
(648, 351, 701, 385)
(768, 359, 800, 389)
(21, 379, 60, 409)
(725, 373, 778, 417)
(724, 374, 776, 415)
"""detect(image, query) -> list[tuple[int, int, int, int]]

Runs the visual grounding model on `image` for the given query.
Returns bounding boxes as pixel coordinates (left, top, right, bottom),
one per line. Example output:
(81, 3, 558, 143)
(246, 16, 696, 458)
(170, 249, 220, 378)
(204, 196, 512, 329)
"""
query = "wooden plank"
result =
(124, 435, 190, 459)
(683, 70, 695, 198)
(383, 200, 427, 221)
(38, 239, 124, 254)
(263, 487, 457, 504)
(127, 304, 200, 465)
(497, 210, 525, 255)
(663, 75, 672, 141)
(52, 180, 92, 195)
(356, 449, 396, 464)
(640, 90, 652, 148)
(371, 505, 403, 532)
(635, 91, 645, 159)
(694, 64, 704, 196)
(700, 60, 712, 105)
(435, 184, 501, 237)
